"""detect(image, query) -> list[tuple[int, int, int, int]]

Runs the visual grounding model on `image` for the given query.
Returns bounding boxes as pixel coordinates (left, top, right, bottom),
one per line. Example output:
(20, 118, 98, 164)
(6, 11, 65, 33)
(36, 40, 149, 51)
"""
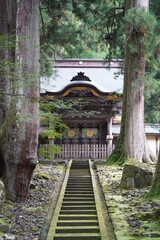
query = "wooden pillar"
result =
(156, 137, 159, 156)
(107, 115, 113, 155)
(99, 122, 102, 144)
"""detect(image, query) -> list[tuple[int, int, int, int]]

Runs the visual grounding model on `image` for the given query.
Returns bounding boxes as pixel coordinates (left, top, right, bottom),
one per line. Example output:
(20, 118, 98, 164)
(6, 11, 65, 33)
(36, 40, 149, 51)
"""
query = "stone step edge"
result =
(57, 220, 98, 223)
(60, 210, 96, 213)
(56, 226, 100, 229)
(54, 233, 101, 236)
(61, 205, 96, 208)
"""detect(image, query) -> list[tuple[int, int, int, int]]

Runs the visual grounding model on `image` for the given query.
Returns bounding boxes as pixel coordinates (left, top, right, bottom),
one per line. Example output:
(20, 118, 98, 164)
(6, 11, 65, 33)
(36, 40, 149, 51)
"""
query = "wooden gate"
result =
(39, 144, 112, 160)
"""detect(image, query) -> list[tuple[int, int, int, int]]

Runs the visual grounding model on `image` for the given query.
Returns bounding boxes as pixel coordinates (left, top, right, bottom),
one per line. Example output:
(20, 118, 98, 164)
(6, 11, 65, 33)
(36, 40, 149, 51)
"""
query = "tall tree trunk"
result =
(107, 0, 155, 165)
(0, 0, 17, 177)
(0, 0, 40, 202)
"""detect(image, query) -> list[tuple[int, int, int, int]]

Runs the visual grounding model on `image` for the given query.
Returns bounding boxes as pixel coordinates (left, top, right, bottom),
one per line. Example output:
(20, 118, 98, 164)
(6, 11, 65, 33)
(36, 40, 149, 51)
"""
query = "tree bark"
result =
(0, 0, 40, 202)
(0, 0, 17, 177)
(107, 0, 155, 164)
(124, 0, 150, 163)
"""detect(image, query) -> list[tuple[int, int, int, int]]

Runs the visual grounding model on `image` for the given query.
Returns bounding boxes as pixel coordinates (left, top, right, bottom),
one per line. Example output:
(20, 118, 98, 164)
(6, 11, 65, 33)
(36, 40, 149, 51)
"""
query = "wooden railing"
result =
(39, 144, 113, 160)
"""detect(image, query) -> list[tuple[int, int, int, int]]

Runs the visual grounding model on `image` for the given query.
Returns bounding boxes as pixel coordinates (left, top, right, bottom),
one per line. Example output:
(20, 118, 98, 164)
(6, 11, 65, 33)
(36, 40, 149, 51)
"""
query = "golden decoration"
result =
(75, 87, 86, 91)
(63, 89, 70, 97)
(106, 95, 122, 101)
(91, 89, 99, 97)
(87, 129, 94, 138)
(68, 129, 75, 138)
(106, 95, 115, 100)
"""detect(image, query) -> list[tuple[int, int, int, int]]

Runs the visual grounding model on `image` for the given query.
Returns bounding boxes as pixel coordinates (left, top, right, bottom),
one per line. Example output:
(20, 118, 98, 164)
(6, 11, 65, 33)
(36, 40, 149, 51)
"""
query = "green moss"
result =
(57, 164, 65, 174)
(35, 172, 50, 180)
(22, 205, 44, 212)
(96, 163, 160, 240)
(131, 202, 160, 239)
(146, 154, 160, 200)
(0, 102, 17, 151)
(106, 145, 129, 166)
(0, 219, 5, 225)
(146, 192, 160, 200)
(106, 128, 129, 166)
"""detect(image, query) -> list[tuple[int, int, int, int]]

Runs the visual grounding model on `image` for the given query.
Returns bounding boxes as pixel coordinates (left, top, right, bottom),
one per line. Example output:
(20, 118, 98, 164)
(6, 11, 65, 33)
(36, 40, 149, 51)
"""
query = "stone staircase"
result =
(54, 160, 101, 240)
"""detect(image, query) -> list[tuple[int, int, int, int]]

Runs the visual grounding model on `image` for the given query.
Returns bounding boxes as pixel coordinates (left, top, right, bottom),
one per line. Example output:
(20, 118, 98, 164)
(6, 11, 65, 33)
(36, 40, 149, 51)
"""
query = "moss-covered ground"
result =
(0, 162, 66, 239)
(96, 163, 160, 240)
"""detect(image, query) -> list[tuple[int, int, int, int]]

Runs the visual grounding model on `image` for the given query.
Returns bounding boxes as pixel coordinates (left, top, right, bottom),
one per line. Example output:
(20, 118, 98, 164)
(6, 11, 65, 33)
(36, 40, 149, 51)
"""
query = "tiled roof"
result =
(112, 124, 160, 135)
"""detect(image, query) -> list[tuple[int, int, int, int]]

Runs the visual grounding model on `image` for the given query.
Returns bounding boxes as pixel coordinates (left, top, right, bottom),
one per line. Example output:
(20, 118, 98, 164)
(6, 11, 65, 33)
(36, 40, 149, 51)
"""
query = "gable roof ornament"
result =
(70, 72, 91, 82)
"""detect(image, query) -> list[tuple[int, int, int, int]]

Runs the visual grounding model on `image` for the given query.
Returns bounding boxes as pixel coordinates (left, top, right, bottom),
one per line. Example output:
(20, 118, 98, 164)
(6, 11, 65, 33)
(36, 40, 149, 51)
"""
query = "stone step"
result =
(69, 172, 90, 173)
(67, 180, 92, 185)
(67, 181, 92, 183)
(65, 194, 94, 197)
(68, 177, 91, 179)
(67, 185, 92, 187)
(67, 183, 92, 186)
(65, 188, 93, 191)
(68, 176, 91, 178)
(65, 191, 94, 194)
(68, 178, 91, 180)
(71, 163, 89, 166)
(59, 214, 98, 220)
(69, 170, 90, 173)
(62, 201, 95, 206)
(56, 226, 100, 233)
(69, 174, 90, 176)
(60, 209, 97, 215)
(66, 185, 92, 188)
(71, 166, 89, 169)
(57, 220, 99, 226)
(69, 174, 90, 177)
(71, 164, 89, 166)
(69, 176, 90, 178)
(68, 173, 91, 179)
(63, 197, 94, 201)
(70, 169, 90, 171)
(70, 172, 90, 173)
(54, 233, 101, 240)
(61, 205, 96, 210)
(69, 170, 90, 174)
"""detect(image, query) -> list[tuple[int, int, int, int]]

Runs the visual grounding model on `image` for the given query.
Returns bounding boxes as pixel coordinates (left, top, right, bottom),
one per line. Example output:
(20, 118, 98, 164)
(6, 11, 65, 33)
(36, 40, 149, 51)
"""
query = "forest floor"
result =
(0, 161, 66, 240)
(96, 161, 160, 240)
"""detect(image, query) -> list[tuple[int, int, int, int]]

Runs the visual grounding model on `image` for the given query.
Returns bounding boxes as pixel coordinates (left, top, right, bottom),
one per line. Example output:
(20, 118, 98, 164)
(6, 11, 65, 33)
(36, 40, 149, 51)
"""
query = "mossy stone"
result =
(120, 164, 153, 189)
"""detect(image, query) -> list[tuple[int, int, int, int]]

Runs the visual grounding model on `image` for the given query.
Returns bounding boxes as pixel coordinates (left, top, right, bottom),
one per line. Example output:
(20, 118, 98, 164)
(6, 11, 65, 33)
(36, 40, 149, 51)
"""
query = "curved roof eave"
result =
(41, 81, 121, 97)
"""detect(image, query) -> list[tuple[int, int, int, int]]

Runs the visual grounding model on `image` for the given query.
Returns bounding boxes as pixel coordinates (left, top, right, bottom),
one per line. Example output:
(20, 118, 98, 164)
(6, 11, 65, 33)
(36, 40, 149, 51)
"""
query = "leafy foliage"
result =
(144, 72, 160, 124)
(39, 0, 108, 77)
(96, 0, 125, 59)
(39, 0, 127, 75)
(39, 100, 72, 140)
(125, 7, 157, 58)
